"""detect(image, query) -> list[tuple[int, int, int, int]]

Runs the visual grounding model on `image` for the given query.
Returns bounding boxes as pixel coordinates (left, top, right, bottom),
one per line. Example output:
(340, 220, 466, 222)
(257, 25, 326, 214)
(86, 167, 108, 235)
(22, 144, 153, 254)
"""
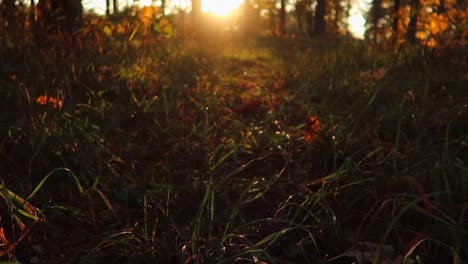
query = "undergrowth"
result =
(0, 13, 467, 264)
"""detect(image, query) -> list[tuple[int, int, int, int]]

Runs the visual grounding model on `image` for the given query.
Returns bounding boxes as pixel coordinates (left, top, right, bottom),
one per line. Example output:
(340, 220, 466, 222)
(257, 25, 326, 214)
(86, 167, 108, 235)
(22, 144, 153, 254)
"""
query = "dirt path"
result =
(207, 40, 288, 115)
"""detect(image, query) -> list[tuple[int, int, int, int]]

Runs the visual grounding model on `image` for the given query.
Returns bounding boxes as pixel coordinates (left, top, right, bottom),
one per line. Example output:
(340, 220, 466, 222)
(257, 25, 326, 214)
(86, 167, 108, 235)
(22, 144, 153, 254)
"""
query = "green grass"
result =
(0, 14, 467, 263)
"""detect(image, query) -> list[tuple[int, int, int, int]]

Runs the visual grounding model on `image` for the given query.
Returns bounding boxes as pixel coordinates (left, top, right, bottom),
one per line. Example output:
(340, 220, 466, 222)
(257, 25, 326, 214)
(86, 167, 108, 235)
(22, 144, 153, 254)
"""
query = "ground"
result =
(1, 29, 467, 263)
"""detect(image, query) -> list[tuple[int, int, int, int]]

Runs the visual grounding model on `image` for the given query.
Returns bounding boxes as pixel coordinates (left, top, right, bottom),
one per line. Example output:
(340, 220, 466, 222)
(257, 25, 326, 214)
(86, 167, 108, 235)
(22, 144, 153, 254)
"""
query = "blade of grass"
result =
(26, 168, 84, 201)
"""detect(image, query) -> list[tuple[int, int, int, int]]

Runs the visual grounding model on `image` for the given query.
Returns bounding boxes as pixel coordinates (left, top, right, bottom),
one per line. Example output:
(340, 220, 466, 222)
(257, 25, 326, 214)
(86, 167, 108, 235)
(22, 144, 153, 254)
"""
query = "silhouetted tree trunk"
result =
(34, 0, 83, 46)
(370, 0, 383, 26)
(279, 0, 287, 34)
(30, 0, 36, 27)
(305, 5, 314, 36)
(295, 0, 315, 36)
(393, 0, 401, 41)
(369, 0, 383, 40)
(113, 0, 118, 14)
(295, 0, 309, 35)
(314, 0, 327, 36)
(1, 0, 17, 37)
(161, 0, 166, 15)
(406, 0, 420, 44)
(106, 0, 110, 16)
(438, 0, 447, 13)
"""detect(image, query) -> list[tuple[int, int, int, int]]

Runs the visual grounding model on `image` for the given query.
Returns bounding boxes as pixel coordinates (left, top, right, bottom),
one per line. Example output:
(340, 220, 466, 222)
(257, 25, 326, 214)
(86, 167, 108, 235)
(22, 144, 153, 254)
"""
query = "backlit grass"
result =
(0, 13, 467, 264)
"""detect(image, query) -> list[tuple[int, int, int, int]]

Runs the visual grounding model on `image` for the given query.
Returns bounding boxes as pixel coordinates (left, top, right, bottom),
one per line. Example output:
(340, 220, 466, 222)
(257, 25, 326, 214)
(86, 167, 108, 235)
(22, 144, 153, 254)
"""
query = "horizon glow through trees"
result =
(82, 0, 369, 38)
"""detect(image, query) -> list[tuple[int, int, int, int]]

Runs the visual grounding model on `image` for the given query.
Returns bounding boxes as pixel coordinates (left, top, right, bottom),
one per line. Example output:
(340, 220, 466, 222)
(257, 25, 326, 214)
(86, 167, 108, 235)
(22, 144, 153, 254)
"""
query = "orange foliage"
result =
(360, 67, 386, 81)
(139, 6, 158, 27)
(36, 95, 63, 108)
(388, 0, 467, 47)
(305, 115, 322, 143)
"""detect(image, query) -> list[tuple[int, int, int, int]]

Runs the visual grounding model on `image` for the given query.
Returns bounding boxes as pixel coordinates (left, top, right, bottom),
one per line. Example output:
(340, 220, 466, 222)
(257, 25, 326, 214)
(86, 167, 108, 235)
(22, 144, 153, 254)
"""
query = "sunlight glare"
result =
(349, 14, 366, 39)
(202, 0, 243, 16)
(348, 0, 371, 39)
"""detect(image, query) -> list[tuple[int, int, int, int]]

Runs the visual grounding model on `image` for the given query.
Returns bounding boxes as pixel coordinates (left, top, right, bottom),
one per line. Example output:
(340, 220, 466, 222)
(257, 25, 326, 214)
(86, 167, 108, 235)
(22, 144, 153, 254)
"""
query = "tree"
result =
(314, 0, 327, 35)
(362, 0, 466, 46)
(113, 0, 118, 14)
(406, 0, 420, 44)
(106, 0, 110, 16)
(36, 0, 83, 32)
(295, 0, 311, 36)
(279, 0, 287, 34)
(160, 0, 166, 16)
(393, 0, 401, 41)
(0, 0, 18, 37)
(368, 0, 384, 41)
(34, 0, 83, 45)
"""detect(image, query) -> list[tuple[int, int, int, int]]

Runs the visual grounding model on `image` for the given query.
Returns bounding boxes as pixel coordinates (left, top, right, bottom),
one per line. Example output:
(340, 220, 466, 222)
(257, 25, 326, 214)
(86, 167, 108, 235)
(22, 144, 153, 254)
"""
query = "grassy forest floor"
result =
(1, 25, 467, 263)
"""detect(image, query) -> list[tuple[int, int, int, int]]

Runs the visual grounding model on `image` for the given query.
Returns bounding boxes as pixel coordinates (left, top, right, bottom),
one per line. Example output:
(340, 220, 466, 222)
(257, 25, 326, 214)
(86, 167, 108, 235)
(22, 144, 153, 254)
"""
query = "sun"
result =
(202, 0, 243, 16)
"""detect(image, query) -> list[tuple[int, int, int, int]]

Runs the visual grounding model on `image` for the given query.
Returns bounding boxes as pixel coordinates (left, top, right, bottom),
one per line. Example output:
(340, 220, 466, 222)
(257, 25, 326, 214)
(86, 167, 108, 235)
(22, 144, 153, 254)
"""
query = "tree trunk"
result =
(279, 0, 287, 35)
(393, 0, 401, 41)
(295, 0, 307, 35)
(406, 0, 420, 44)
(106, 0, 110, 16)
(1, 0, 17, 36)
(36, 0, 83, 32)
(113, 0, 118, 14)
(33, 0, 82, 48)
(305, 5, 314, 36)
(161, 0, 166, 16)
(369, 0, 383, 41)
(314, 0, 327, 36)
(30, 0, 36, 27)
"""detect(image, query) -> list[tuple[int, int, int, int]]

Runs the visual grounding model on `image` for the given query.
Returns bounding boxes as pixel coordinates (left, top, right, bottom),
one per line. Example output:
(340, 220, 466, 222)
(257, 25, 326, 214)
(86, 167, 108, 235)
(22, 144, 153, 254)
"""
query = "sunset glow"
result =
(202, 0, 243, 16)
(348, 0, 371, 38)
(84, 0, 243, 16)
(83, 0, 368, 38)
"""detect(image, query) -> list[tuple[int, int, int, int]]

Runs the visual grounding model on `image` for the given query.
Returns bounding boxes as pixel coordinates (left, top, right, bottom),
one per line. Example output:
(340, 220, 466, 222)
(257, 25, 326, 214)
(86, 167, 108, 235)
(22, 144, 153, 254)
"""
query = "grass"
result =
(0, 13, 467, 263)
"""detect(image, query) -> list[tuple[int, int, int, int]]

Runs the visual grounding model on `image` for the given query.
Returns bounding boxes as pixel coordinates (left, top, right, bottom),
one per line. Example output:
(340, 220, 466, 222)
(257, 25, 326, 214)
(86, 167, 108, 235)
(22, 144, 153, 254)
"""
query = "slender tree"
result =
(106, 0, 110, 16)
(295, 0, 312, 36)
(30, 0, 36, 27)
(279, 0, 287, 34)
(393, 0, 401, 40)
(369, 0, 383, 40)
(314, 0, 327, 36)
(35, 0, 83, 34)
(0, 0, 17, 37)
(406, 0, 420, 44)
(113, 0, 118, 14)
(161, 0, 166, 16)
